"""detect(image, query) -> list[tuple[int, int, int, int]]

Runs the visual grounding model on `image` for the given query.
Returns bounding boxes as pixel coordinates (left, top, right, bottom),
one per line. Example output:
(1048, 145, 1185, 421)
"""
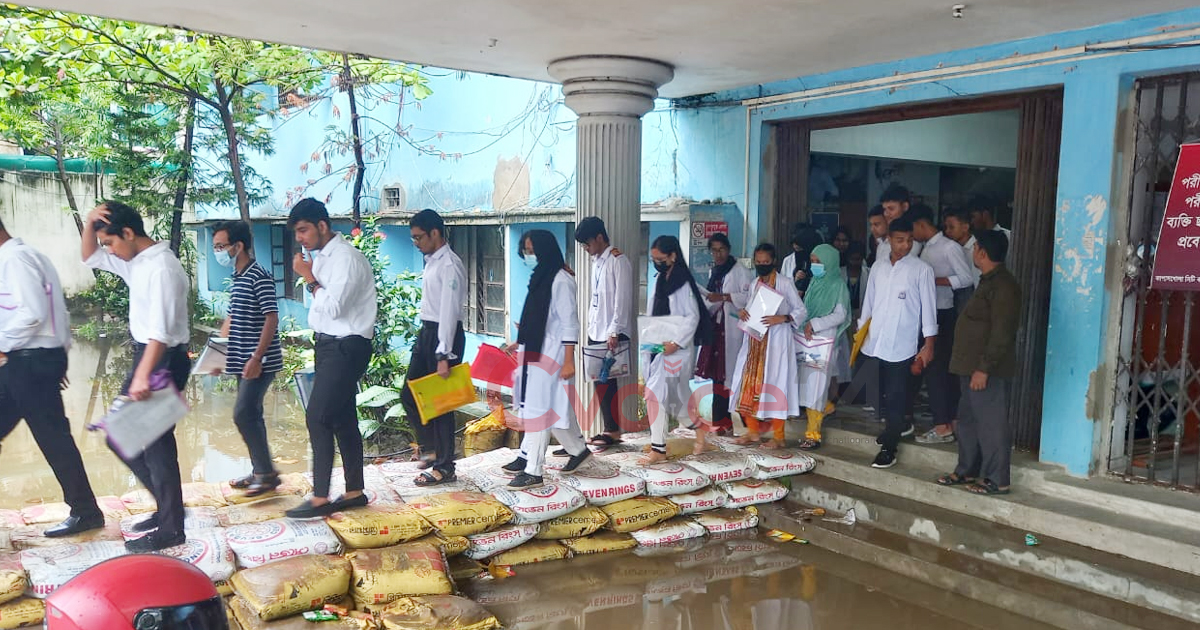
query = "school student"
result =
(798, 245, 851, 450)
(698, 233, 752, 435)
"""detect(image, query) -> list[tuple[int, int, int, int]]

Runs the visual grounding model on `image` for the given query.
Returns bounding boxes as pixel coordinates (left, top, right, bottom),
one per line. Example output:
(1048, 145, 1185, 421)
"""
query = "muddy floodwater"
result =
(0, 335, 315, 509)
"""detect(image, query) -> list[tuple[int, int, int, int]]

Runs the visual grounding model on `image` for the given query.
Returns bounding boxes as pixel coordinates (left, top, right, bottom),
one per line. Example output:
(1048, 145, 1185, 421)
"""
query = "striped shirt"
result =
(226, 262, 284, 374)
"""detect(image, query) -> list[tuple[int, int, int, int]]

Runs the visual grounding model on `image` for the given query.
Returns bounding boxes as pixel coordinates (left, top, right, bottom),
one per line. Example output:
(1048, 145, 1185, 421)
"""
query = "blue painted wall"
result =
(665, 8, 1200, 475)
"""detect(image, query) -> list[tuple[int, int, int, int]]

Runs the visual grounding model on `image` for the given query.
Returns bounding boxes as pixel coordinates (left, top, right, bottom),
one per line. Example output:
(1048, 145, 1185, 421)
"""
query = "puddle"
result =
(0, 336, 315, 509)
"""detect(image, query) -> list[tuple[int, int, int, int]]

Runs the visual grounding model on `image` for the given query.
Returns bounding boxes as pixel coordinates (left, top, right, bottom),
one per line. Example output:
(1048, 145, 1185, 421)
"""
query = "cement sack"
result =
(21, 541, 127, 598)
(217, 496, 306, 528)
(392, 479, 482, 503)
(0, 597, 42, 629)
(0, 511, 22, 529)
(119, 507, 221, 541)
(431, 534, 469, 558)
(621, 462, 710, 497)
(552, 467, 645, 505)
(720, 479, 789, 508)
(722, 538, 774, 562)
(347, 541, 453, 611)
(629, 517, 707, 547)
(487, 599, 580, 630)
(447, 556, 485, 581)
(0, 556, 24, 605)
(559, 531, 637, 556)
(742, 449, 816, 479)
(9, 520, 123, 551)
(225, 518, 343, 568)
(325, 504, 433, 549)
(691, 508, 760, 534)
(533, 506, 608, 540)
(490, 483, 586, 525)
(461, 468, 517, 493)
(222, 473, 312, 505)
(488, 540, 569, 567)
(645, 570, 707, 602)
(599, 497, 681, 533)
(120, 482, 225, 514)
(667, 486, 728, 515)
(450, 448, 521, 474)
(19, 497, 128, 526)
(405, 492, 512, 537)
(680, 452, 754, 484)
(378, 595, 500, 630)
(229, 596, 368, 630)
(630, 536, 706, 557)
(463, 523, 539, 560)
(230, 554, 352, 621)
(158, 529, 237, 583)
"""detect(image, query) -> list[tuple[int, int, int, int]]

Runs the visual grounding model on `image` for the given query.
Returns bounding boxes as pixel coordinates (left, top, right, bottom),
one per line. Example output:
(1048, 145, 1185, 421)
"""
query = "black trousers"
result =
(878, 356, 915, 452)
(308, 334, 372, 498)
(400, 321, 465, 475)
(926, 308, 960, 428)
(234, 372, 277, 476)
(117, 343, 191, 534)
(0, 347, 101, 520)
(589, 334, 629, 434)
(712, 380, 732, 430)
(954, 375, 1013, 486)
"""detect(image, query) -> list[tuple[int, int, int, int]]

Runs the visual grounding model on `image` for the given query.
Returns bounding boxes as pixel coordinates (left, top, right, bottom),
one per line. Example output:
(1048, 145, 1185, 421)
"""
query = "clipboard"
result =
(90, 371, 189, 459)
(737, 281, 785, 340)
(407, 363, 479, 425)
(191, 337, 228, 375)
(582, 341, 631, 381)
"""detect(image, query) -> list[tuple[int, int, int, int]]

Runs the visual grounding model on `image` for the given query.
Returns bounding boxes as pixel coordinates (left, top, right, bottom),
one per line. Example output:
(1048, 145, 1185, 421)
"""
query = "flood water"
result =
(0, 335, 314, 509)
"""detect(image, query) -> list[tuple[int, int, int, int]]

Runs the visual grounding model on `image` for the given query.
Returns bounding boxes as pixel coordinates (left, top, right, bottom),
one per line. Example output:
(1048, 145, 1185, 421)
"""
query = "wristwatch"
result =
(306, 280, 321, 295)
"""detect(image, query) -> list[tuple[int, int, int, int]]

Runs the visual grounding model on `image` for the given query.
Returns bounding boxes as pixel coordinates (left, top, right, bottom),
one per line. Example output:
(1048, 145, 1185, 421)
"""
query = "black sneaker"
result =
(559, 449, 592, 474)
(507, 473, 544, 489)
(130, 513, 159, 533)
(501, 457, 527, 473)
(329, 494, 369, 511)
(871, 450, 897, 469)
(125, 529, 186, 553)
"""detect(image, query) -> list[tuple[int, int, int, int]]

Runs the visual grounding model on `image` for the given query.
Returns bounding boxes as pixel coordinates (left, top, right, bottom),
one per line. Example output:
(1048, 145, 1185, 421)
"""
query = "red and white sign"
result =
(690, 221, 729, 247)
(1151, 143, 1200, 291)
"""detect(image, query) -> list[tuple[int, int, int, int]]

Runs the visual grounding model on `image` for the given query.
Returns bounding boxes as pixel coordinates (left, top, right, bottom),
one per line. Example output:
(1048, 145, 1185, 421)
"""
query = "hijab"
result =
(803, 244, 852, 337)
(516, 230, 565, 358)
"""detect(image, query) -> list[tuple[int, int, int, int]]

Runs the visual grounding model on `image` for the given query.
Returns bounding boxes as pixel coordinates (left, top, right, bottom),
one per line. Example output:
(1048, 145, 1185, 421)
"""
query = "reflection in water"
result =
(0, 336, 313, 509)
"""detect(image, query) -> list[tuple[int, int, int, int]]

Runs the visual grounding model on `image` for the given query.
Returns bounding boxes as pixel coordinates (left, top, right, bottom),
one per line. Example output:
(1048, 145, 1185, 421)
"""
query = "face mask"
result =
(523, 254, 538, 269)
(214, 248, 235, 268)
(654, 261, 671, 273)
(810, 263, 826, 278)
(755, 264, 774, 277)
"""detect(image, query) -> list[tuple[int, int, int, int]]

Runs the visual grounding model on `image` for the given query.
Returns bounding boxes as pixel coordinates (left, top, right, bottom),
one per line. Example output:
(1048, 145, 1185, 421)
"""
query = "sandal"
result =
(966, 479, 1010, 495)
(797, 438, 822, 450)
(588, 434, 621, 447)
(733, 433, 761, 446)
(936, 473, 976, 487)
(228, 475, 255, 490)
(413, 469, 457, 487)
(638, 451, 668, 466)
(243, 473, 282, 498)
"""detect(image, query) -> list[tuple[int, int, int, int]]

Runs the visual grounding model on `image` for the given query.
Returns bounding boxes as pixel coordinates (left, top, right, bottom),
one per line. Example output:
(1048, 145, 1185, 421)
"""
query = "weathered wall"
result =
(0, 169, 100, 295)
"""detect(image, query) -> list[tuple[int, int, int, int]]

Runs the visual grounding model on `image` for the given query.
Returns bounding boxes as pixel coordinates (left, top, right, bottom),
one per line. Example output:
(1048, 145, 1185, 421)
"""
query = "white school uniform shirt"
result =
(962, 235, 981, 287)
(512, 269, 579, 429)
(418, 243, 467, 355)
(309, 233, 377, 339)
(702, 261, 753, 381)
(874, 237, 922, 269)
(919, 232, 975, 310)
(587, 245, 633, 342)
(86, 242, 190, 347)
(0, 238, 71, 353)
(858, 254, 938, 363)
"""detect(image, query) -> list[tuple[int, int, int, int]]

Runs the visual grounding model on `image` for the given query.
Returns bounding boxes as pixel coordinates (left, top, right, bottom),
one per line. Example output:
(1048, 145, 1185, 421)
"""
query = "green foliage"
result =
(67, 271, 129, 319)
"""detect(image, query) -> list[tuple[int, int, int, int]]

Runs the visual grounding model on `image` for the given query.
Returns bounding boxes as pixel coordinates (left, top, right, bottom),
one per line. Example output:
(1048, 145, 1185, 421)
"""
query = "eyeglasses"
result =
(213, 243, 232, 252)
(411, 232, 427, 244)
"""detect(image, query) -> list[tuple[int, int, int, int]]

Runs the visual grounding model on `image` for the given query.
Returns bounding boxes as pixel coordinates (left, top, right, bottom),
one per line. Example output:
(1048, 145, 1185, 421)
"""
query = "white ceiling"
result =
(23, 0, 1199, 97)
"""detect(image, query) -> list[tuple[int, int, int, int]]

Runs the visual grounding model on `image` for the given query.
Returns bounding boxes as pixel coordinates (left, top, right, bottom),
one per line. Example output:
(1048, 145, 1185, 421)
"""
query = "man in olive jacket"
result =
(939, 230, 1021, 495)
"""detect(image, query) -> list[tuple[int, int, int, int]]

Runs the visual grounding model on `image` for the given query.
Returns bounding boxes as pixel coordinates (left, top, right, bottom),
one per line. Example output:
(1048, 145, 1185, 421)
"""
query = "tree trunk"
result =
(214, 80, 252, 223)
(343, 54, 366, 228)
(170, 97, 197, 256)
(51, 121, 85, 236)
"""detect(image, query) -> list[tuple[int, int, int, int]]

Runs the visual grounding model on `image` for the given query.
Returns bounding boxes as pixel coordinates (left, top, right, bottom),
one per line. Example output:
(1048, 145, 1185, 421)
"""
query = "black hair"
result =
(975, 229, 1009, 264)
(832, 226, 852, 241)
(651, 234, 684, 260)
(409, 208, 446, 239)
(967, 194, 998, 215)
(95, 201, 147, 237)
(753, 242, 778, 262)
(945, 207, 972, 225)
(707, 232, 732, 251)
(908, 204, 936, 227)
(212, 220, 253, 251)
(868, 205, 885, 218)
(574, 216, 609, 244)
(880, 183, 911, 205)
(888, 216, 915, 235)
(287, 198, 331, 230)
(846, 241, 866, 259)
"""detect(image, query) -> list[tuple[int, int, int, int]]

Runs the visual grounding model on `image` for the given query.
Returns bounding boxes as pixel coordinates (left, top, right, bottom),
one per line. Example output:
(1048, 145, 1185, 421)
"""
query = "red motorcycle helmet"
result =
(45, 555, 228, 630)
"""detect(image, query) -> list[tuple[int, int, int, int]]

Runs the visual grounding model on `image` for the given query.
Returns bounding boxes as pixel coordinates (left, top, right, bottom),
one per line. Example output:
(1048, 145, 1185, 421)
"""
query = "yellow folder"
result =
(407, 363, 479, 425)
(850, 318, 871, 367)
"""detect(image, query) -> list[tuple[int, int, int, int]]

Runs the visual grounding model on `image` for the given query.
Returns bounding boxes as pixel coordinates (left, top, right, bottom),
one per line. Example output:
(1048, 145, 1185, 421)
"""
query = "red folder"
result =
(470, 343, 517, 388)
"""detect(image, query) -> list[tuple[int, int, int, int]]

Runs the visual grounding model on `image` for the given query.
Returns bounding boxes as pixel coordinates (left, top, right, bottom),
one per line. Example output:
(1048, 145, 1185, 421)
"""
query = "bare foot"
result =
(761, 438, 785, 450)
(638, 451, 668, 466)
(733, 433, 761, 446)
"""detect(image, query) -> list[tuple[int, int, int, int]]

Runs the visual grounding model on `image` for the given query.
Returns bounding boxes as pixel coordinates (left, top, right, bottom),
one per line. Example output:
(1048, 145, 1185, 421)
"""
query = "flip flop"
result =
(413, 469, 457, 487)
(966, 479, 1010, 495)
(588, 434, 621, 447)
(936, 473, 976, 486)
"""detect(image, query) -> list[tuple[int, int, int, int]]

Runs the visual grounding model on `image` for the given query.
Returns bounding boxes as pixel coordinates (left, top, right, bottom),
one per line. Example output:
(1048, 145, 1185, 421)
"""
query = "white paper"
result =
(795, 335, 835, 370)
(638, 315, 694, 346)
(191, 338, 228, 375)
(97, 387, 189, 459)
(738, 282, 785, 339)
(582, 341, 632, 381)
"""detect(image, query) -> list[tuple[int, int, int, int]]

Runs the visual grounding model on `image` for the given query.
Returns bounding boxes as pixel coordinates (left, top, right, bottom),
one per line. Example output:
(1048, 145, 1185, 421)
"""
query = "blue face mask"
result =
(214, 248, 235, 268)
(810, 262, 826, 278)
(523, 254, 538, 269)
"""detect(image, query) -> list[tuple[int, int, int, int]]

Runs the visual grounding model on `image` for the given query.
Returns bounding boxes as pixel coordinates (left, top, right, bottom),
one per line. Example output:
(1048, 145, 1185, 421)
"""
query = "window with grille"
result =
(450, 225, 507, 336)
(383, 187, 402, 209)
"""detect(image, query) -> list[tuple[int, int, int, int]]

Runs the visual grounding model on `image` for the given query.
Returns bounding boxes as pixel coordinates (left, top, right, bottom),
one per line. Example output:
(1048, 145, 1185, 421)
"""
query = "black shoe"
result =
(871, 450, 897, 469)
(329, 494, 369, 511)
(501, 457, 528, 473)
(125, 529, 186, 552)
(552, 449, 569, 457)
(44, 514, 105, 538)
(131, 513, 159, 533)
(507, 473, 543, 489)
(285, 499, 340, 519)
(560, 449, 592, 474)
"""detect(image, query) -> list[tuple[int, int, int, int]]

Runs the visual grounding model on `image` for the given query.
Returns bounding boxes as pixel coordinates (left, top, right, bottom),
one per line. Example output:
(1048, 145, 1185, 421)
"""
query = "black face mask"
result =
(654, 261, 671, 273)
(755, 264, 774, 277)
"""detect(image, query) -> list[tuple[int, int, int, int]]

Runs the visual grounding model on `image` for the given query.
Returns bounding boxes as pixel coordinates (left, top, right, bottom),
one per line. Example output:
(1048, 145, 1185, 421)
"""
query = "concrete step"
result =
(802, 441, 1200, 579)
(786, 474, 1200, 625)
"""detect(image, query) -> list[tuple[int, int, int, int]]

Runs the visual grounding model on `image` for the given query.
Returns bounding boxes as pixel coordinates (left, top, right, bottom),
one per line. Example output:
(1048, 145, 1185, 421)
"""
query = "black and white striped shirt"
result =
(227, 262, 284, 374)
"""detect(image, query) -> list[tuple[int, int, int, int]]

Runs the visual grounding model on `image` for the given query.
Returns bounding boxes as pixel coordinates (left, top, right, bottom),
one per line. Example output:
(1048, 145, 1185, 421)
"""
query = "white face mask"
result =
(523, 253, 538, 269)
(214, 246, 237, 268)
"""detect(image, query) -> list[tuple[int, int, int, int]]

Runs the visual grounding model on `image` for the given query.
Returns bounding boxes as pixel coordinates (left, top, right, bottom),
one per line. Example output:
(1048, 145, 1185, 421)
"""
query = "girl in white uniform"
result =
(798, 244, 850, 450)
(698, 233, 753, 435)
(501, 230, 591, 488)
(640, 235, 708, 464)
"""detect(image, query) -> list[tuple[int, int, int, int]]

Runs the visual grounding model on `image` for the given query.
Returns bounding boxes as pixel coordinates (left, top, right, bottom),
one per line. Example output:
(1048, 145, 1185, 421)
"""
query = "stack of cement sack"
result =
(0, 435, 814, 628)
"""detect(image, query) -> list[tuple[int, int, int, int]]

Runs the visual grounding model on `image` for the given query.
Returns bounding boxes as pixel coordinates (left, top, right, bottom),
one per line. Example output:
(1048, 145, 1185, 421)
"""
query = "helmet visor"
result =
(133, 597, 227, 630)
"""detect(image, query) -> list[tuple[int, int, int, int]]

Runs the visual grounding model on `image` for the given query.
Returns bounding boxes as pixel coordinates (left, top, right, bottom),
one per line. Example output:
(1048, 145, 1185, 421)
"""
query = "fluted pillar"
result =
(548, 56, 674, 434)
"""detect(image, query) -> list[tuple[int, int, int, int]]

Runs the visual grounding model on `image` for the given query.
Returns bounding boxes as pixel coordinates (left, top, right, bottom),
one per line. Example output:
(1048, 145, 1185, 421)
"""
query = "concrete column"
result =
(548, 56, 674, 435)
